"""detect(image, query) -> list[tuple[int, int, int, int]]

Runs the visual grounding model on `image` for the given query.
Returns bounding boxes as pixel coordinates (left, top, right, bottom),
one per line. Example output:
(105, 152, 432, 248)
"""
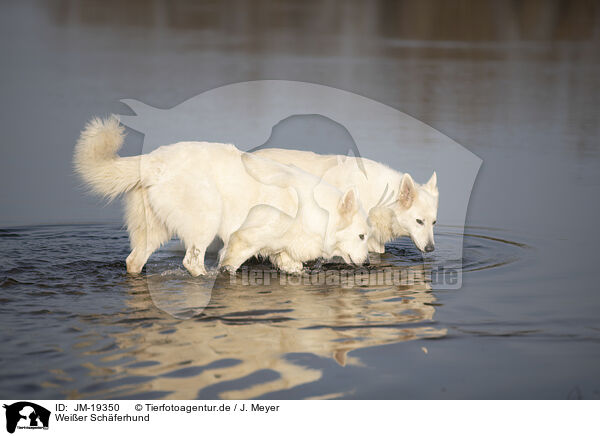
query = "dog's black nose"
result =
(363, 258, 371, 266)
(424, 244, 435, 253)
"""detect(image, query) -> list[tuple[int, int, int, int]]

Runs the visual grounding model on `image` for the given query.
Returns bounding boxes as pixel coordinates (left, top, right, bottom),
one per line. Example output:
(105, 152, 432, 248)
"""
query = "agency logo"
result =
(3, 402, 50, 434)
(116, 80, 481, 318)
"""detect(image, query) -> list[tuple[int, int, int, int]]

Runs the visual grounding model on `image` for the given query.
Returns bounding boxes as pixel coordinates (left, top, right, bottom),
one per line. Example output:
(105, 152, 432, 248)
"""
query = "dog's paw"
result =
(219, 264, 238, 275)
(183, 260, 207, 277)
(280, 261, 304, 275)
(271, 252, 304, 274)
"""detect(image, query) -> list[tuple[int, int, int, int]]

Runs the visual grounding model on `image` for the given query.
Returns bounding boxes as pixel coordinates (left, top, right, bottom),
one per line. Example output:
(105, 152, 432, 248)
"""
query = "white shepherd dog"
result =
(74, 117, 370, 276)
(253, 148, 439, 253)
(221, 153, 368, 274)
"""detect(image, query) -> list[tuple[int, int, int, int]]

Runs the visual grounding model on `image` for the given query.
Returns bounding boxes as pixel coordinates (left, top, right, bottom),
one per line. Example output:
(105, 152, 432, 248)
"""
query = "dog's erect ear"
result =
(424, 171, 438, 194)
(398, 173, 416, 209)
(338, 188, 359, 218)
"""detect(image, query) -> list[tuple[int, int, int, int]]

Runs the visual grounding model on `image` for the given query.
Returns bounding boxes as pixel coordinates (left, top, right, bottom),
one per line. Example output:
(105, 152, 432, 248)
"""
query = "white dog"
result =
(253, 148, 439, 253)
(74, 117, 369, 276)
(221, 153, 369, 273)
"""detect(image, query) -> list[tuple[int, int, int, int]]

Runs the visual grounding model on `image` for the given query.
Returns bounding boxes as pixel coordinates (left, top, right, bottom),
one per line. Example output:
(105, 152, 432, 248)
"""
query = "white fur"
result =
(74, 117, 370, 276)
(221, 154, 370, 273)
(253, 148, 439, 253)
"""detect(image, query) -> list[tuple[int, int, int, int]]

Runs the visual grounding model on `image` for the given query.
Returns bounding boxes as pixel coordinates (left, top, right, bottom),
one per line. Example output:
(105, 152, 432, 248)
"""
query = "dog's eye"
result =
(433, 220, 437, 225)
(416, 219, 424, 225)
(359, 234, 365, 240)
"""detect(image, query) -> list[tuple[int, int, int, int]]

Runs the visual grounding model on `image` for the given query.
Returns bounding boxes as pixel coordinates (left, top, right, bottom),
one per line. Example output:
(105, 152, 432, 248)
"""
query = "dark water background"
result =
(1, 0, 599, 399)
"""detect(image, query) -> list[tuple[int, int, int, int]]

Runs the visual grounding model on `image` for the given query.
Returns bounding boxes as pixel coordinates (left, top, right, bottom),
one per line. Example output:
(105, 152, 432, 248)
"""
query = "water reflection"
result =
(2, 0, 598, 400)
(48, 0, 598, 41)
(96, 261, 445, 399)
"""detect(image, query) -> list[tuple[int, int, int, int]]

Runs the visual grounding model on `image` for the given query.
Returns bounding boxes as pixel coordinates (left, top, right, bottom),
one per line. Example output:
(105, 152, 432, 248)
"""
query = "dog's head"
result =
(392, 172, 438, 253)
(331, 188, 370, 266)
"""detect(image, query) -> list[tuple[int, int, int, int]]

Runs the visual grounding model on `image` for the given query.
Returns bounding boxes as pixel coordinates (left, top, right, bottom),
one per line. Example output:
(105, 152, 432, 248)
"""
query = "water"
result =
(1, 224, 539, 400)
(1, 1, 600, 399)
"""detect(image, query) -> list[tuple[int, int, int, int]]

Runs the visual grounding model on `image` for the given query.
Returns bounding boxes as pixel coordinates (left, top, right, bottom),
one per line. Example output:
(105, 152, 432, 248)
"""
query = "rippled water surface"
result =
(3, 223, 589, 400)
(1, 0, 600, 400)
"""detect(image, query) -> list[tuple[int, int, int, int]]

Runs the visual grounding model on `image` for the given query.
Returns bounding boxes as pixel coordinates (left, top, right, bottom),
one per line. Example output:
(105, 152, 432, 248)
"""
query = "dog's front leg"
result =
(183, 246, 207, 277)
(272, 252, 303, 274)
(368, 238, 386, 254)
(220, 233, 257, 273)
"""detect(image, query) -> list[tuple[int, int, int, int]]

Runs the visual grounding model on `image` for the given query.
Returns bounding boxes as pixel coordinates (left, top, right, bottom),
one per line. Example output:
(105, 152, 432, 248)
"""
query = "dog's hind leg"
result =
(125, 188, 170, 274)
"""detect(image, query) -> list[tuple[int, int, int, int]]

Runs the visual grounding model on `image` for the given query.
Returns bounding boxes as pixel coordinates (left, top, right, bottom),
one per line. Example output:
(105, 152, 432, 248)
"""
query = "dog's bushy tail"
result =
(74, 116, 140, 201)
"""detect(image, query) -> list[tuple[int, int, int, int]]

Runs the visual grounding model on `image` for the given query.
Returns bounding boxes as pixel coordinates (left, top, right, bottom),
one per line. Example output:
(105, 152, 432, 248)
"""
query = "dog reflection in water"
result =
(89, 262, 447, 400)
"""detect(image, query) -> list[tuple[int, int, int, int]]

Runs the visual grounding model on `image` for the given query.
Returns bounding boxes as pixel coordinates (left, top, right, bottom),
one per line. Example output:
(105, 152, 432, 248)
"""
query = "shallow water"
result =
(2, 223, 585, 400)
(1, 1, 600, 399)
